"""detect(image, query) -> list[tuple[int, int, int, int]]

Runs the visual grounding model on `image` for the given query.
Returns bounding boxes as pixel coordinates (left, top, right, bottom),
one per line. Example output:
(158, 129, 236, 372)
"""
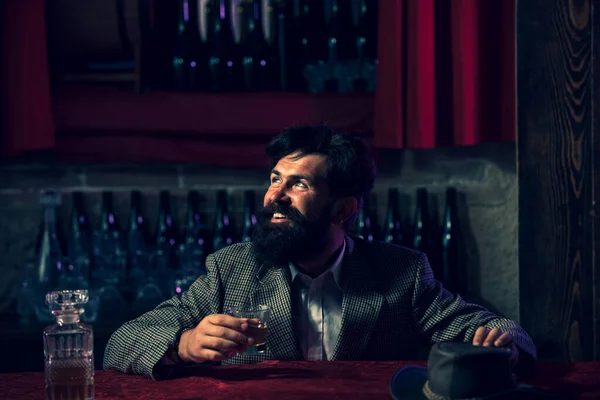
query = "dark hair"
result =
(266, 125, 376, 231)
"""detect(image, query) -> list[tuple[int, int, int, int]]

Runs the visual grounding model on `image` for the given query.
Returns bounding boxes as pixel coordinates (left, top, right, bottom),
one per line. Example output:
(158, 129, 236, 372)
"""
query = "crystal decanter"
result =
(43, 290, 94, 400)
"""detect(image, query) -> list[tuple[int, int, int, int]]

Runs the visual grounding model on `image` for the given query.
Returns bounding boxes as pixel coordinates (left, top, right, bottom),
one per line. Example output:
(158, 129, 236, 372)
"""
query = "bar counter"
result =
(1, 360, 600, 399)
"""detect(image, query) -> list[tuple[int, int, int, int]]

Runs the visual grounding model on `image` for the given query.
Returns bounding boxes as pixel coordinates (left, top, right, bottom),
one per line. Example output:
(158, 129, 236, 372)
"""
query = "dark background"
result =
(1, 0, 599, 373)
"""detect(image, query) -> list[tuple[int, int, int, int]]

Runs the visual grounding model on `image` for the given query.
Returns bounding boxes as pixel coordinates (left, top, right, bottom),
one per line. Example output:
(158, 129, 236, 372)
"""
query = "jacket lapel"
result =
(332, 236, 384, 360)
(253, 264, 303, 361)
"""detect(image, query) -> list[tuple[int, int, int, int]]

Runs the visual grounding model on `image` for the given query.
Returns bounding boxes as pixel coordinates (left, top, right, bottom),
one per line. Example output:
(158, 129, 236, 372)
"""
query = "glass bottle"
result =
(155, 190, 180, 296)
(36, 191, 65, 290)
(170, 190, 210, 297)
(242, 0, 275, 91)
(127, 190, 151, 286)
(129, 191, 165, 317)
(44, 290, 94, 400)
(65, 191, 92, 290)
(92, 191, 127, 324)
(181, 190, 210, 274)
(383, 188, 403, 245)
(328, 0, 356, 61)
(413, 188, 430, 254)
(173, 0, 203, 91)
(33, 191, 66, 323)
(325, 0, 355, 92)
(213, 190, 235, 251)
(262, 0, 283, 90)
(241, 190, 257, 242)
(283, 0, 306, 91)
(355, 0, 378, 61)
(441, 188, 460, 293)
(299, 0, 328, 93)
(275, 0, 289, 91)
(353, 194, 376, 242)
(92, 191, 126, 287)
(241, 0, 261, 91)
(207, 0, 243, 91)
(353, 0, 378, 92)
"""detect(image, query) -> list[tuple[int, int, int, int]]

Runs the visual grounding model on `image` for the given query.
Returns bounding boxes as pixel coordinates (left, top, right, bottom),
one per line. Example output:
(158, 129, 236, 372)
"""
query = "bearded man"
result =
(104, 125, 536, 380)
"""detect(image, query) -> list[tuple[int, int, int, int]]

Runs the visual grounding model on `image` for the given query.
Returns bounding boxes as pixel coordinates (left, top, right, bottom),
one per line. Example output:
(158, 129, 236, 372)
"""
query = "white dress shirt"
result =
(289, 239, 345, 361)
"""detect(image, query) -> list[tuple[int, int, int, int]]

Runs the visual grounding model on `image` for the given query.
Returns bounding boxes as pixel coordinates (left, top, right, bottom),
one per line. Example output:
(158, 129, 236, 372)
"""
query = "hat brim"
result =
(389, 365, 428, 400)
(389, 366, 561, 400)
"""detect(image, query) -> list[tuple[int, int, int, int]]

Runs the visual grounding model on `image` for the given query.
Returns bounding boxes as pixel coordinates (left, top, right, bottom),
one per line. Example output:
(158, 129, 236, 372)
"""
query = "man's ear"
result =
(332, 196, 358, 226)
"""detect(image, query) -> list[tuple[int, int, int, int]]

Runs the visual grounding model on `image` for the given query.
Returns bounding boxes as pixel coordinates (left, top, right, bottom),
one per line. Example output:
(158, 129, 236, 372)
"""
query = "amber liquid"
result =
(47, 381, 92, 400)
(246, 324, 268, 354)
(46, 365, 93, 400)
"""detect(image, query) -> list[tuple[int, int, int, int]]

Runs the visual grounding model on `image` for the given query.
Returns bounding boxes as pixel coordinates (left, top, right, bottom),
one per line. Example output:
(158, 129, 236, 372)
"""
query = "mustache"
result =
(259, 202, 306, 223)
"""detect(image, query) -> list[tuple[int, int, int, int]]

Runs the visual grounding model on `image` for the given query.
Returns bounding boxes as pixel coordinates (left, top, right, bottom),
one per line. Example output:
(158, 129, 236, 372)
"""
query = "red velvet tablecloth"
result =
(0, 360, 599, 400)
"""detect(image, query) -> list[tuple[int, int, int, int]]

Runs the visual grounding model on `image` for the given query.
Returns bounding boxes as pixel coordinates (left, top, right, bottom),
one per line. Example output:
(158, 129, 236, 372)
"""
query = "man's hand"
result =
(472, 326, 519, 367)
(178, 314, 256, 363)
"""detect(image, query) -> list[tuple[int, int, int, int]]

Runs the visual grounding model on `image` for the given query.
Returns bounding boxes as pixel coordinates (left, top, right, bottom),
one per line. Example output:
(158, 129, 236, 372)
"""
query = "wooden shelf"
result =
(53, 85, 375, 137)
(51, 85, 374, 166)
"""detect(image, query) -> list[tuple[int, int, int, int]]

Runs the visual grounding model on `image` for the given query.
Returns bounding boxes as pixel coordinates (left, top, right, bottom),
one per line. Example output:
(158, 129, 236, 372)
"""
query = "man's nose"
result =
(270, 186, 290, 203)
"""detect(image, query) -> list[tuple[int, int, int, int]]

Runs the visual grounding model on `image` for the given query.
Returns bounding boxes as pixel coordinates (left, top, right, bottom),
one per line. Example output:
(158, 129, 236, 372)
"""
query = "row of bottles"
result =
(21, 189, 250, 326)
(149, 0, 378, 93)
(20, 186, 459, 326)
(354, 187, 460, 293)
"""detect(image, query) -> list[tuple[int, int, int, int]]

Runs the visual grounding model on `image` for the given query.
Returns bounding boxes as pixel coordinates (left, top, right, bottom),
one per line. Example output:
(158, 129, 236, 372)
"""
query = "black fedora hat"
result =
(390, 342, 560, 399)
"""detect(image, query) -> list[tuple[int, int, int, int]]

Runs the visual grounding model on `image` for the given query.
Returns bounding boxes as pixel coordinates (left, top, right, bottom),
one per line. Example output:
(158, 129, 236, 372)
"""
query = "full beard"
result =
(250, 201, 333, 269)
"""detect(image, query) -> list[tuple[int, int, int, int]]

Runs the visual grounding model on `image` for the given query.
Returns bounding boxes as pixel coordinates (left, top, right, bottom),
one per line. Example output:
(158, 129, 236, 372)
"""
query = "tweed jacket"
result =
(103, 235, 537, 380)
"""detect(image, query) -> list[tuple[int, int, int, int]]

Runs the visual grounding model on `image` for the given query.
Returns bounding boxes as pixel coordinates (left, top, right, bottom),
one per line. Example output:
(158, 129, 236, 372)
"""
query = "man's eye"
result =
(271, 177, 280, 183)
(296, 181, 307, 188)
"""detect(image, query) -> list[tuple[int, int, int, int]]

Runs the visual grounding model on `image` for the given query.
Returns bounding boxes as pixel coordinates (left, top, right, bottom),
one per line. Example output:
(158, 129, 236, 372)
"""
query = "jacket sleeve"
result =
(411, 253, 537, 378)
(102, 253, 224, 380)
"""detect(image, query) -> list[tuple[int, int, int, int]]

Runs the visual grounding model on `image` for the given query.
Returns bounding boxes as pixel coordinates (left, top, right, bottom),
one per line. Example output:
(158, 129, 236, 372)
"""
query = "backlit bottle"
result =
(441, 188, 460, 292)
(383, 188, 403, 245)
(413, 188, 430, 254)
(213, 190, 235, 251)
(241, 190, 257, 242)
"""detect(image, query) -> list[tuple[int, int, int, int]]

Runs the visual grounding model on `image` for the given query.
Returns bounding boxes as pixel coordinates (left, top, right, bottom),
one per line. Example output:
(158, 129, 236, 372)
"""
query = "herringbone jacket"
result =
(104, 235, 537, 380)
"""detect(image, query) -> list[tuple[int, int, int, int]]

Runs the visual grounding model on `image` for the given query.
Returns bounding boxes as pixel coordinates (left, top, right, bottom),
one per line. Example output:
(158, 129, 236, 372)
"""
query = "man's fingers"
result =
(472, 326, 489, 345)
(190, 349, 229, 363)
(483, 328, 502, 347)
(207, 314, 250, 331)
(494, 332, 513, 347)
(187, 336, 248, 362)
(205, 325, 255, 345)
(473, 327, 513, 348)
(202, 335, 249, 352)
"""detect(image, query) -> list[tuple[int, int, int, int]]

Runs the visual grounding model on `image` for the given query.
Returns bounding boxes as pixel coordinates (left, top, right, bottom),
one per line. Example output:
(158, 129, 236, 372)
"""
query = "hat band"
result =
(422, 380, 520, 400)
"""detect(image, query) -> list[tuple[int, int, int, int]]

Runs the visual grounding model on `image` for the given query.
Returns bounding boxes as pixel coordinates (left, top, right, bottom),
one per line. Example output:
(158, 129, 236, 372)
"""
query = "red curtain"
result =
(374, 0, 516, 149)
(0, 0, 55, 157)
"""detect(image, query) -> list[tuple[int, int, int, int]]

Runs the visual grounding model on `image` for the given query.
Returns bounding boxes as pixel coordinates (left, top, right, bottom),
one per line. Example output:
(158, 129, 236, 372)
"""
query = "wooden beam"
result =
(517, 0, 596, 361)
(592, 0, 600, 362)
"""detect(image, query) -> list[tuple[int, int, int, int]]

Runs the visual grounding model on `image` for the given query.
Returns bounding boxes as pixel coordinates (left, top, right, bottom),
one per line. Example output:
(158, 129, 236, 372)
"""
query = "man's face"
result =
(251, 153, 335, 266)
(264, 152, 332, 222)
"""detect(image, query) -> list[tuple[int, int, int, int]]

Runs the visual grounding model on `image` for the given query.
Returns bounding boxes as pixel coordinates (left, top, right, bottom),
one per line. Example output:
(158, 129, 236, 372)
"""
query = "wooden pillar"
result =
(517, 0, 598, 361)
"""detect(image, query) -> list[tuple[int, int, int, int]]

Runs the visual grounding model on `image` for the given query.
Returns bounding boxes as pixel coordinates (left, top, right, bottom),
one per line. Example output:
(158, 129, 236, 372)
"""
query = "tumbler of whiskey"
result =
(226, 304, 271, 355)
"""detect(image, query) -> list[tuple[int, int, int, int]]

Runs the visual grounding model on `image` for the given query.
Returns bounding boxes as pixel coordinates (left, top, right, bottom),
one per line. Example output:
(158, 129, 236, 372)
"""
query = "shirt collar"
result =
(288, 238, 346, 286)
